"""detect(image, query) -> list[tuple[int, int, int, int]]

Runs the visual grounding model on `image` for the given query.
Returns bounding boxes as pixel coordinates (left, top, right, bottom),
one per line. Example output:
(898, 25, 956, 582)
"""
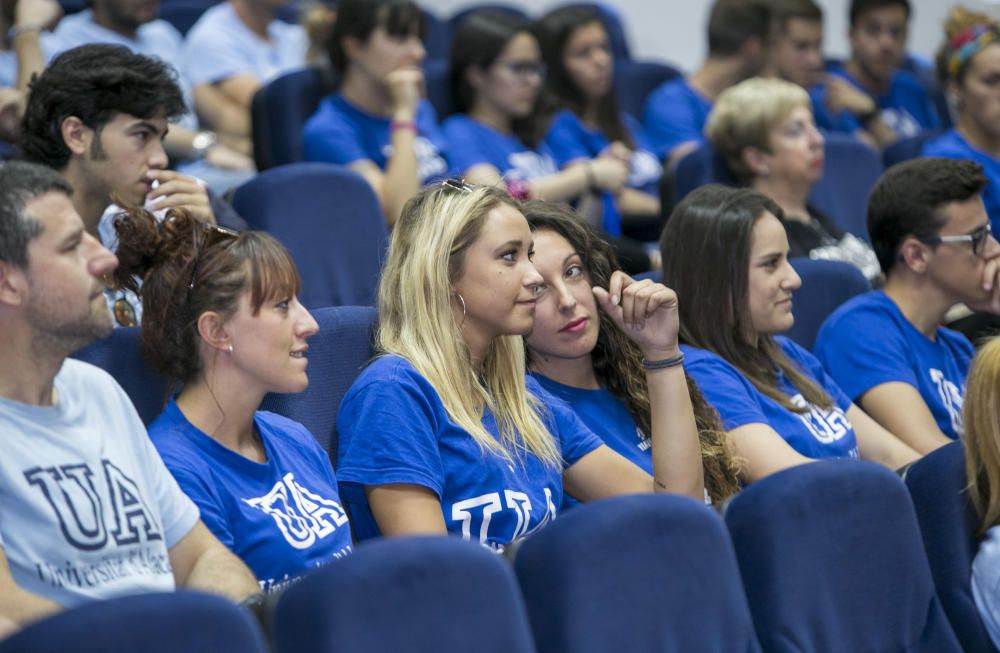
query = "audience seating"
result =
(424, 58, 454, 118)
(422, 9, 452, 61)
(669, 135, 881, 241)
(231, 162, 388, 309)
(260, 305, 376, 462)
(786, 258, 870, 350)
(613, 59, 680, 120)
(902, 54, 952, 130)
(882, 129, 943, 169)
(514, 494, 762, 653)
(250, 67, 336, 171)
(725, 460, 962, 652)
(272, 536, 537, 653)
(159, 0, 213, 35)
(0, 591, 267, 653)
(71, 326, 169, 425)
(906, 442, 998, 653)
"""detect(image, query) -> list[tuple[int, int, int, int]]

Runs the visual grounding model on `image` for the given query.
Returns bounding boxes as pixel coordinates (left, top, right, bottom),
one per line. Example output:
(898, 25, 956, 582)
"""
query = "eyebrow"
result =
(131, 121, 167, 136)
(58, 227, 84, 248)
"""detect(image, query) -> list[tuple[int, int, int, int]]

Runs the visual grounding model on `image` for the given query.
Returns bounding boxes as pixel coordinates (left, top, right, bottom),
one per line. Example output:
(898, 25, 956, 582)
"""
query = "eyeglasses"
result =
(187, 223, 239, 298)
(922, 222, 994, 257)
(495, 60, 546, 79)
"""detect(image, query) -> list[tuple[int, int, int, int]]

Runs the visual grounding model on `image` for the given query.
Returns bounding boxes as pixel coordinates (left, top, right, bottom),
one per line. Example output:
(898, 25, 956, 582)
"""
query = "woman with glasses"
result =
(113, 208, 354, 593)
(533, 6, 662, 221)
(442, 10, 653, 269)
(705, 77, 881, 284)
(336, 182, 705, 551)
(814, 157, 1000, 454)
(661, 183, 920, 483)
(923, 6, 1000, 234)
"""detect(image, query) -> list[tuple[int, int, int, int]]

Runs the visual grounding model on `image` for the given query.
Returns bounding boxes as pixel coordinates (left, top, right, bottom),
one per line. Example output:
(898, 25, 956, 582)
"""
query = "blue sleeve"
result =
(778, 337, 852, 410)
(544, 111, 595, 167)
(642, 81, 706, 160)
(336, 364, 446, 497)
(302, 100, 370, 166)
(813, 305, 914, 402)
(531, 382, 604, 467)
(683, 353, 770, 431)
(442, 116, 494, 175)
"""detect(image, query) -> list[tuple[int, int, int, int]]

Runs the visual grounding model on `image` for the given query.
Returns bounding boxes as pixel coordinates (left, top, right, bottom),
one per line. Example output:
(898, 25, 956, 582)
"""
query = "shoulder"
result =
(774, 336, 823, 375)
(648, 77, 687, 100)
(343, 355, 434, 403)
(822, 290, 896, 330)
(186, 3, 237, 40)
(922, 129, 965, 157)
(57, 358, 128, 400)
(141, 19, 184, 45)
(442, 114, 479, 136)
(255, 410, 325, 455)
(890, 69, 929, 94)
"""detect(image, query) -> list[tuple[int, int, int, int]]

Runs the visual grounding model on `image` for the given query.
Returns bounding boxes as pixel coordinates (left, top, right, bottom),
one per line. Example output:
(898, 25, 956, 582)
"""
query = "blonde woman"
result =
(336, 183, 704, 551)
(965, 337, 1000, 647)
(705, 77, 881, 283)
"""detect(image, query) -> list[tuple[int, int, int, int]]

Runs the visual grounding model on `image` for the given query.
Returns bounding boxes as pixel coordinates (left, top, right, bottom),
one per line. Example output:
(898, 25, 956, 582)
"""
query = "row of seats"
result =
(1, 436, 987, 651)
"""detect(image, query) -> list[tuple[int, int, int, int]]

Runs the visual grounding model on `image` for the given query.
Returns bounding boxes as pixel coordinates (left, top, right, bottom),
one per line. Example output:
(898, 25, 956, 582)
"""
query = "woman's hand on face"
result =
(592, 271, 681, 358)
(601, 141, 633, 164)
(386, 66, 424, 121)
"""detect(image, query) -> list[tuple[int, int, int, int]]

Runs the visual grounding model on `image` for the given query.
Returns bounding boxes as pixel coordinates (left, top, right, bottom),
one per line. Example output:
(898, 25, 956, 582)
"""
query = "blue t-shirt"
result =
(336, 355, 604, 551)
(303, 95, 449, 185)
(828, 66, 940, 139)
(813, 290, 973, 439)
(923, 129, 1000, 234)
(642, 77, 712, 161)
(682, 337, 860, 461)
(809, 84, 863, 135)
(149, 401, 353, 593)
(543, 110, 662, 196)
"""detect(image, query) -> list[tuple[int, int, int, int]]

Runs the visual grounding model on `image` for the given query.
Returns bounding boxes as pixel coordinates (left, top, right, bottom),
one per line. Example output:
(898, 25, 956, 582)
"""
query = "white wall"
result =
(425, 0, 1000, 73)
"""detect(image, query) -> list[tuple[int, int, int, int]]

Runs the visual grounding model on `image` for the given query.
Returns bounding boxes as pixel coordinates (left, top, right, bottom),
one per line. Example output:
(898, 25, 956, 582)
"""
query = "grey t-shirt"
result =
(0, 359, 199, 607)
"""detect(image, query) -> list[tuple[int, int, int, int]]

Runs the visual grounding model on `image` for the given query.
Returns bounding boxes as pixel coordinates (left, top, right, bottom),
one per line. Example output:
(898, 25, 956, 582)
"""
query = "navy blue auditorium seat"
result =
(906, 442, 998, 653)
(786, 257, 870, 350)
(424, 58, 453, 118)
(260, 305, 376, 464)
(0, 591, 267, 653)
(613, 59, 680, 120)
(231, 162, 388, 309)
(421, 9, 452, 61)
(272, 536, 536, 653)
(725, 460, 962, 652)
(514, 494, 762, 653)
(882, 129, 944, 169)
(250, 67, 336, 171)
(669, 134, 882, 241)
(159, 0, 214, 35)
(71, 326, 169, 425)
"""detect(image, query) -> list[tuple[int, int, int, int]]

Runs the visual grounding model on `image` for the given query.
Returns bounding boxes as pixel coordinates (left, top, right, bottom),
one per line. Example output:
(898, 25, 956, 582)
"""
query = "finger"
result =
(147, 180, 203, 199)
(607, 271, 629, 307)
(984, 259, 999, 292)
(148, 193, 212, 214)
(593, 286, 627, 331)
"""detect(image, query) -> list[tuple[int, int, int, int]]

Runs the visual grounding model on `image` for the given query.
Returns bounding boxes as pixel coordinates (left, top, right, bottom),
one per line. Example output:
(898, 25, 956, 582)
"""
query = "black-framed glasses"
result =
(187, 224, 239, 298)
(922, 222, 993, 256)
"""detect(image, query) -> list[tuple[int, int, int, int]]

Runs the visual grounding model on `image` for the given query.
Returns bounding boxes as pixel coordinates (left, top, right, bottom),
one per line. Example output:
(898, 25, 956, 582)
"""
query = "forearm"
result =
(0, 585, 60, 627)
(194, 85, 251, 140)
(646, 361, 705, 500)
(182, 546, 259, 602)
(13, 30, 45, 94)
(527, 164, 591, 203)
(615, 188, 659, 217)
(381, 126, 420, 227)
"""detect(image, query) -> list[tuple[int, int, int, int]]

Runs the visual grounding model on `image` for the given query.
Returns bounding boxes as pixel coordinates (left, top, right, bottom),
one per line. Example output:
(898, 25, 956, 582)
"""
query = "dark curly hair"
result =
(111, 208, 300, 385)
(522, 200, 742, 503)
(19, 44, 186, 169)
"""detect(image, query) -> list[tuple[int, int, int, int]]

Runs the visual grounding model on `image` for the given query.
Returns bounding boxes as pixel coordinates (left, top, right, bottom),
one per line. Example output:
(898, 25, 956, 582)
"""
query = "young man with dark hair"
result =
(19, 44, 223, 326)
(0, 160, 260, 636)
(642, 0, 771, 166)
(815, 158, 1000, 453)
(764, 0, 895, 146)
(828, 0, 940, 140)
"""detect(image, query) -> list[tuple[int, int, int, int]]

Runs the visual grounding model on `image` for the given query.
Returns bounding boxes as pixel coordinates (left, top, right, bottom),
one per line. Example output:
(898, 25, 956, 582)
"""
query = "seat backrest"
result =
(422, 8, 452, 61)
(663, 142, 735, 219)
(613, 59, 681, 120)
(514, 494, 761, 653)
(424, 58, 453, 118)
(260, 305, 376, 462)
(231, 162, 388, 309)
(158, 0, 214, 35)
(786, 258, 870, 350)
(71, 327, 170, 425)
(448, 3, 529, 31)
(0, 591, 267, 653)
(883, 130, 944, 169)
(251, 67, 335, 171)
(725, 460, 962, 653)
(808, 133, 882, 241)
(272, 536, 537, 653)
(906, 442, 998, 653)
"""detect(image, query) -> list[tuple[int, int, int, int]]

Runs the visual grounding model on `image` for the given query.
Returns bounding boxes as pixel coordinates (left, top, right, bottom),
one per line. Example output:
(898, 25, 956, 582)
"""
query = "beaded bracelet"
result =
(641, 352, 684, 370)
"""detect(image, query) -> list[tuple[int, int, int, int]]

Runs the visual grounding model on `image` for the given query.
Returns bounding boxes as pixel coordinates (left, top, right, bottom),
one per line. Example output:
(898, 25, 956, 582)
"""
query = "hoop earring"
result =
(454, 292, 467, 329)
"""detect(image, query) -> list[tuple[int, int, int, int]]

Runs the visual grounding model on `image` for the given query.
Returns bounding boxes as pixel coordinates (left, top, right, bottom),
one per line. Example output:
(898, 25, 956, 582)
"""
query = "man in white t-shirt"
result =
(0, 161, 260, 634)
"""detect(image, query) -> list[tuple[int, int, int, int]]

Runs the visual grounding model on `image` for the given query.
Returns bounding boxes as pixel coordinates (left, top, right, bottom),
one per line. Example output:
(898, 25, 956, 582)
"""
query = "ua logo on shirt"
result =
(243, 472, 348, 550)
(930, 368, 965, 436)
(451, 488, 558, 550)
(789, 394, 851, 444)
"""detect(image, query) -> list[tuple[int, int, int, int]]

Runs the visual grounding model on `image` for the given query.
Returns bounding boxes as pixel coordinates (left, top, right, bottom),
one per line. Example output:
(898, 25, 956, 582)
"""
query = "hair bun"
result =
(111, 207, 199, 294)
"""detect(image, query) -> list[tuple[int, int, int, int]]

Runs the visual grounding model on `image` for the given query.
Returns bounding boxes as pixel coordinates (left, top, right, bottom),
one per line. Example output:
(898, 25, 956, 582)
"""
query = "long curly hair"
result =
(521, 200, 741, 502)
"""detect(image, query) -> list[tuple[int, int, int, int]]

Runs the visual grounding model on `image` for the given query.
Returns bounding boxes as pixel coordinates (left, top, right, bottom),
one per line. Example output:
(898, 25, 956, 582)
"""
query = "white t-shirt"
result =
(0, 359, 199, 607)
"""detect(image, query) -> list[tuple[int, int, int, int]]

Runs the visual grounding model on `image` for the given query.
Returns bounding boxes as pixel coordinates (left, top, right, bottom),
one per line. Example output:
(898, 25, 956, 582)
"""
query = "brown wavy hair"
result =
(521, 200, 741, 502)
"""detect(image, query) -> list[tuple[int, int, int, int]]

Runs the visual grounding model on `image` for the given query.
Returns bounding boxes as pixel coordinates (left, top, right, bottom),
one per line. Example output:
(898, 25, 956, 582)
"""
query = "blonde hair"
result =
(704, 77, 812, 185)
(965, 336, 1000, 534)
(377, 184, 562, 468)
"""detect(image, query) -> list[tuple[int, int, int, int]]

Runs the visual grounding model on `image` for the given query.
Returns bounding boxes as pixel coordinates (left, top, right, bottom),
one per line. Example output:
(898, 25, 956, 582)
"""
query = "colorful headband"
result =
(947, 23, 1000, 80)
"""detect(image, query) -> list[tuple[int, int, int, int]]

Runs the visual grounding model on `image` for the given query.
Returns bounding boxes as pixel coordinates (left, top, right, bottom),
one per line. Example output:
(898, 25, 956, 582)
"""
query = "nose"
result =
(783, 262, 802, 291)
(410, 37, 426, 64)
(982, 232, 1000, 259)
(86, 233, 119, 277)
(149, 139, 169, 170)
(524, 261, 544, 292)
(294, 300, 320, 338)
(556, 282, 577, 311)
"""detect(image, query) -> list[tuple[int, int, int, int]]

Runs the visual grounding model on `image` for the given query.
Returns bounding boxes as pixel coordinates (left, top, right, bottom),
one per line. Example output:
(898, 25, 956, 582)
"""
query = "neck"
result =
(230, 0, 272, 40)
(175, 372, 266, 460)
(882, 273, 953, 339)
(61, 164, 108, 238)
(340, 70, 392, 117)
(844, 58, 889, 95)
(690, 57, 751, 101)
(752, 176, 811, 222)
(528, 352, 599, 390)
(90, 8, 138, 39)
(469, 101, 513, 135)
(0, 324, 73, 406)
(958, 116, 1000, 158)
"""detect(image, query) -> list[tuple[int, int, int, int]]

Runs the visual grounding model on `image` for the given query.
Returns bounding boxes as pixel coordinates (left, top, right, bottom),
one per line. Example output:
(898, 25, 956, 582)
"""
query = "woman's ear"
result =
(742, 146, 770, 177)
(465, 64, 486, 92)
(196, 310, 231, 353)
